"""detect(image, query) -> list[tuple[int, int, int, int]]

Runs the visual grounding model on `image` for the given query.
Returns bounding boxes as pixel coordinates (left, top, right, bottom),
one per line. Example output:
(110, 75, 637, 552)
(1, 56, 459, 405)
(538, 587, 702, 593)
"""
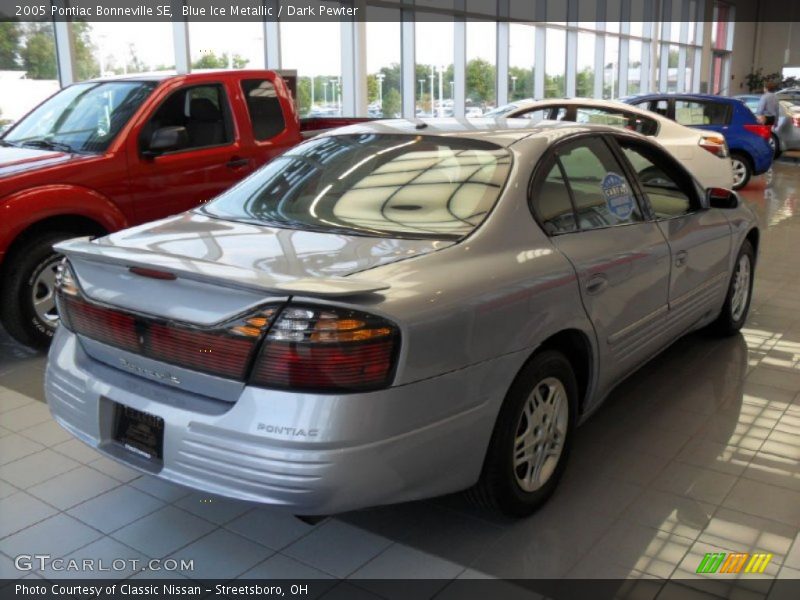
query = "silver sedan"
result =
(46, 119, 759, 516)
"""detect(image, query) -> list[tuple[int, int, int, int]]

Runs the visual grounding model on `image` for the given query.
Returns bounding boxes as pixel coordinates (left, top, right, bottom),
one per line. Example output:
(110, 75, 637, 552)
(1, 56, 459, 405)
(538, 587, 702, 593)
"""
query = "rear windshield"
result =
(203, 134, 512, 240)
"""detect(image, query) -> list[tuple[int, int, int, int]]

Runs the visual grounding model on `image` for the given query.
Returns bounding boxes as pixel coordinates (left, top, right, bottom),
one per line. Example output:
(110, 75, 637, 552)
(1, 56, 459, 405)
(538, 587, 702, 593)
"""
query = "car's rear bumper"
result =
(45, 327, 523, 514)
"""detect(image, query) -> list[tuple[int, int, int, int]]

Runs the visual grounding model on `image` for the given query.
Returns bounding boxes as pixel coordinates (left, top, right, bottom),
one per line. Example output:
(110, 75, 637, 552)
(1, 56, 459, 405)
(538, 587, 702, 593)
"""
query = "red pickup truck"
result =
(0, 70, 366, 348)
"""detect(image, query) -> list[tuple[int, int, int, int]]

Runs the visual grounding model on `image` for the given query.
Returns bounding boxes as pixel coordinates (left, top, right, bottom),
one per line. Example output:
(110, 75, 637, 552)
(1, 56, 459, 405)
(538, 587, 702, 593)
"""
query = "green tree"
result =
(366, 74, 378, 104)
(296, 76, 313, 115)
(508, 66, 533, 101)
(668, 49, 679, 69)
(20, 23, 56, 79)
(466, 58, 496, 105)
(0, 22, 22, 70)
(576, 67, 594, 97)
(72, 22, 99, 81)
(382, 88, 401, 118)
(192, 52, 249, 69)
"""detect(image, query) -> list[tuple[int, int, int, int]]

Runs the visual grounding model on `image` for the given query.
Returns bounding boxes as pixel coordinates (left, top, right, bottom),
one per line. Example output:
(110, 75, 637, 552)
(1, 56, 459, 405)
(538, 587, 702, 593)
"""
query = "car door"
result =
(127, 81, 254, 223)
(613, 135, 732, 333)
(532, 135, 671, 386)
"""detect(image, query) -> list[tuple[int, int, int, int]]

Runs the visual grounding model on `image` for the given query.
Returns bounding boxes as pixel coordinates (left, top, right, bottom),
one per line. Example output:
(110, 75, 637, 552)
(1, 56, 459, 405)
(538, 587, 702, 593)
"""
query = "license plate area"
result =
(112, 403, 164, 465)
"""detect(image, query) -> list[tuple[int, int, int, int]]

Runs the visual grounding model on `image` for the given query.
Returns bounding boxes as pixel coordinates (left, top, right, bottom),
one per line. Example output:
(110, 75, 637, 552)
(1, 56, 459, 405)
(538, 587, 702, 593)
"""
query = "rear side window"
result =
(242, 79, 286, 141)
(532, 161, 578, 235)
(674, 100, 729, 126)
(575, 107, 658, 136)
(556, 138, 644, 230)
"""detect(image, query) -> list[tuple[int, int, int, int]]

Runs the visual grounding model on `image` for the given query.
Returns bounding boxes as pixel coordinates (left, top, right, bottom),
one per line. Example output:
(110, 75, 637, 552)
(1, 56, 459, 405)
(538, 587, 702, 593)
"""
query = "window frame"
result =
(240, 78, 288, 142)
(672, 97, 732, 127)
(609, 133, 706, 221)
(138, 82, 236, 156)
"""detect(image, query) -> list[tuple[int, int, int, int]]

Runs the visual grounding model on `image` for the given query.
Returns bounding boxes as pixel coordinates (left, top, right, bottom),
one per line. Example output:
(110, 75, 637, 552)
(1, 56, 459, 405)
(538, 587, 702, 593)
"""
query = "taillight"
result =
(56, 260, 279, 380)
(743, 123, 772, 140)
(250, 306, 399, 392)
(792, 115, 800, 128)
(699, 135, 729, 158)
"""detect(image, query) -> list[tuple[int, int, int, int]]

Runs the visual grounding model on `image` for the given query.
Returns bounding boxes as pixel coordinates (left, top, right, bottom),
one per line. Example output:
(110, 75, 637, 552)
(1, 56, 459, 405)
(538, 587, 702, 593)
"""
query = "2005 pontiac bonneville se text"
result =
(46, 119, 759, 516)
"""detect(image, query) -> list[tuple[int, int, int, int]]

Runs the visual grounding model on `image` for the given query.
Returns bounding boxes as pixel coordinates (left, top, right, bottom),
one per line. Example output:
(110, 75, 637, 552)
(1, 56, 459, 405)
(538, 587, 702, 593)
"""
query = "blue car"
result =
(622, 93, 773, 189)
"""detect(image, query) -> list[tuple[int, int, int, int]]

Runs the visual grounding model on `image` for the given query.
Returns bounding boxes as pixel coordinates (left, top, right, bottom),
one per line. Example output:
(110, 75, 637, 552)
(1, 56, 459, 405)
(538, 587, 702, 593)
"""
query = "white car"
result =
(485, 98, 734, 190)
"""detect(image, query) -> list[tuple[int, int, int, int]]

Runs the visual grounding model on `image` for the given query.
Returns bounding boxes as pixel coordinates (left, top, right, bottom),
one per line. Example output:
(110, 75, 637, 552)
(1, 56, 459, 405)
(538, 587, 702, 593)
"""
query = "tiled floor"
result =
(2, 161, 800, 598)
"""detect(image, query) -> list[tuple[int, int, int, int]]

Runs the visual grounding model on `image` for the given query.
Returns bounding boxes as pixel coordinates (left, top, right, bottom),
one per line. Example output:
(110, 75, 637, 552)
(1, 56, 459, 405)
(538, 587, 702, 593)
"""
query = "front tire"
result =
(0, 232, 75, 349)
(730, 153, 752, 190)
(711, 240, 755, 336)
(468, 350, 578, 517)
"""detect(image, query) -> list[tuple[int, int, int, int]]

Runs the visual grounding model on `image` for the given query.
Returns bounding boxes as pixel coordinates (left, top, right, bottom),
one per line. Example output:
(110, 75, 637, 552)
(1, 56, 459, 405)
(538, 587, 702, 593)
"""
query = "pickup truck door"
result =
(127, 80, 255, 223)
(613, 136, 732, 332)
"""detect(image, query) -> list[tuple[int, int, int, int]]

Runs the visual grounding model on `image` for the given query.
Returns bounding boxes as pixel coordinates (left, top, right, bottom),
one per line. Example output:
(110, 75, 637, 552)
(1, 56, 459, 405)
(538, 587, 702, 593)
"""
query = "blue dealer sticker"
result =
(601, 172, 635, 221)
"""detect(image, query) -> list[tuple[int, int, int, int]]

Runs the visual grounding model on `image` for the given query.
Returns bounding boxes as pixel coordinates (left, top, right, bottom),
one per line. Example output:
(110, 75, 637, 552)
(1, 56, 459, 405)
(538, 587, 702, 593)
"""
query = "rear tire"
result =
(770, 134, 782, 160)
(468, 350, 578, 517)
(730, 152, 752, 190)
(711, 240, 755, 336)
(0, 232, 75, 349)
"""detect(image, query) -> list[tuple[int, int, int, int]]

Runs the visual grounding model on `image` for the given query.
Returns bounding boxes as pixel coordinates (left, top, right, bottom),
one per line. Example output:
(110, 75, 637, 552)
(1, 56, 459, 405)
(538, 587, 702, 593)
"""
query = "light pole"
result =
(511, 75, 518, 95)
(429, 66, 435, 114)
(437, 65, 444, 117)
(323, 81, 328, 106)
(310, 75, 314, 109)
(330, 78, 339, 113)
(449, 80, 454, 100)
(376, 73, 385, 109)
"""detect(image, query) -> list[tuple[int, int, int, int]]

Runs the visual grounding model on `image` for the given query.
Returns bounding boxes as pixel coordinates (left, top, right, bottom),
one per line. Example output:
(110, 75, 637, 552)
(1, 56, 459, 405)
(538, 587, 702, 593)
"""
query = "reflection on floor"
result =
(2, 162, 800, 598)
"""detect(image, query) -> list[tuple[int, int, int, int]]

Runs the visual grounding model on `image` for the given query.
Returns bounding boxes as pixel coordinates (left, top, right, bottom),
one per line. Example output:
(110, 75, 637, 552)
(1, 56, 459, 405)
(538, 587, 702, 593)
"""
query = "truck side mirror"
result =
(143, 126, 188, 158)
(706, 187, 739, 209)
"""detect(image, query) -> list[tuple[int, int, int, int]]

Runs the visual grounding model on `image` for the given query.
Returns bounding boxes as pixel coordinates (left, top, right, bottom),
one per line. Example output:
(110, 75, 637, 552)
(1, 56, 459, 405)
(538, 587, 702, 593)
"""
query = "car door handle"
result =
(226, 157, 249, 169)
(675, 250, 688, 268)
(585, 274, 608, 296)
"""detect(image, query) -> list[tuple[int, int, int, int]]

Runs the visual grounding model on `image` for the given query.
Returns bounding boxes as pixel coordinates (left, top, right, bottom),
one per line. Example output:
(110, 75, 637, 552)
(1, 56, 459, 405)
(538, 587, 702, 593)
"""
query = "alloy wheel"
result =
(31, 256, 62, 330)
(731, 253, 751, 322)
(731, 158, 748, 188)
(513, 377, 569, 493)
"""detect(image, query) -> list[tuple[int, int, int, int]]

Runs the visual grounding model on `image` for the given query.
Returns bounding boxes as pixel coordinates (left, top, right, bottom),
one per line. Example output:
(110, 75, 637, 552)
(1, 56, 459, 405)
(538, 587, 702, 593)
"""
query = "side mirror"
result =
(142, 126, 188, 158)
(706, 187, 739, 209)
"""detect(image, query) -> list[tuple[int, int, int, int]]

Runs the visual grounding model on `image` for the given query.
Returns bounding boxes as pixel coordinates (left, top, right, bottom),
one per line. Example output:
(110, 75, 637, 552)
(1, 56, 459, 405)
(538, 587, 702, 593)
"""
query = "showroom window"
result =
(365, 14, 401, 118)
(189, 22, 265, 71)
(544, 28, 566, 98)
(72, 22, 175, 80)
(241, 79, 286, 141)
(282, 22, 342, 117)
(416, 19, 454, 117)
(575, 32, 595, 98)
(466, 21, 497, 114)
(0, 21, 60, 126)
(508, 23, 535, 101)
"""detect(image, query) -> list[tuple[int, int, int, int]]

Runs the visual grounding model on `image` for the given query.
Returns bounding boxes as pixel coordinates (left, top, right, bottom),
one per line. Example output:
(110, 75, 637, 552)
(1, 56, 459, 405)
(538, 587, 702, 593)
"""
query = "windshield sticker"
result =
(601, 172, 635, 221)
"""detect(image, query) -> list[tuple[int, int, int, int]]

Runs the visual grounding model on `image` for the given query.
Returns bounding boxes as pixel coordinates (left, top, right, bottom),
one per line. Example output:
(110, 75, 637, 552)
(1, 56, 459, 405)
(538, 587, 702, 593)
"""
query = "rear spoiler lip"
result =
(54, 237, 391, 298)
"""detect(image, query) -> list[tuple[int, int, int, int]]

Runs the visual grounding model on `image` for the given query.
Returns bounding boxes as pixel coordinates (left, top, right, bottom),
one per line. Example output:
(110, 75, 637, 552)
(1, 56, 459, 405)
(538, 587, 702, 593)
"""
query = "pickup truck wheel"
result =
(0, 232, 74, 349)
(467, 350, 577, 517)
(730, 153, 752, 190)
